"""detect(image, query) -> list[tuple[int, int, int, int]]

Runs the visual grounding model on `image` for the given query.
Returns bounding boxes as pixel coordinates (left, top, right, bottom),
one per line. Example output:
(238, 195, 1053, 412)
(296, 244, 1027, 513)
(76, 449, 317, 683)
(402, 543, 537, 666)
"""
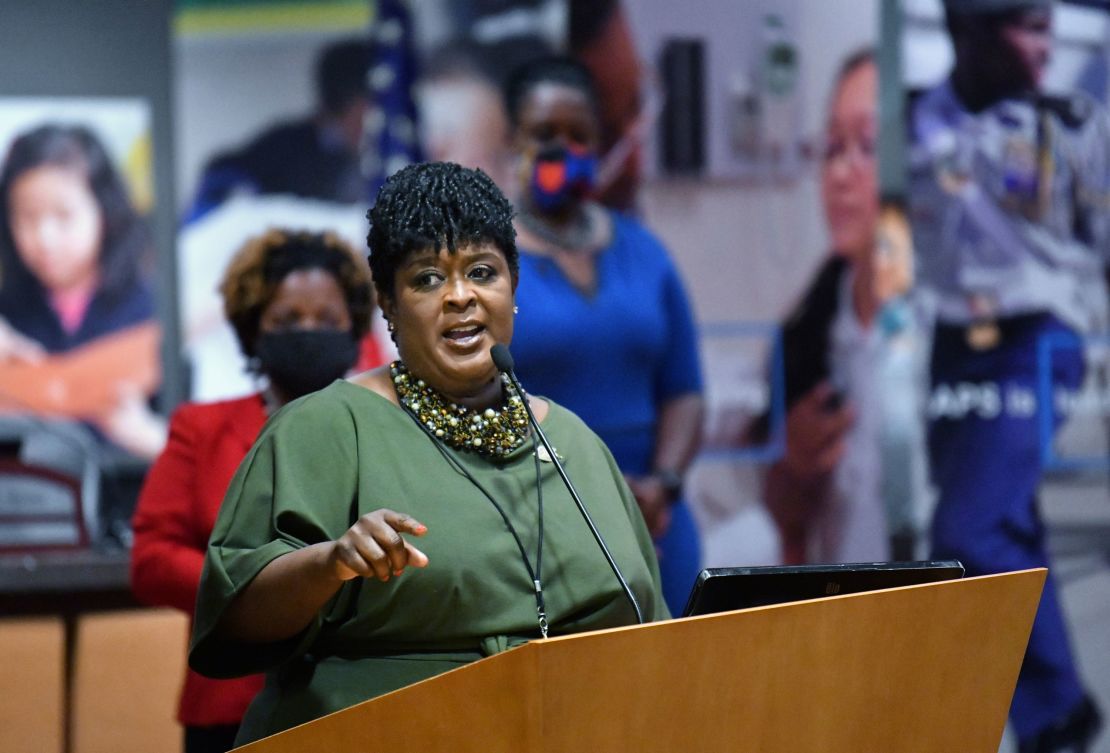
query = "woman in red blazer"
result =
(130, 229, 380, 753)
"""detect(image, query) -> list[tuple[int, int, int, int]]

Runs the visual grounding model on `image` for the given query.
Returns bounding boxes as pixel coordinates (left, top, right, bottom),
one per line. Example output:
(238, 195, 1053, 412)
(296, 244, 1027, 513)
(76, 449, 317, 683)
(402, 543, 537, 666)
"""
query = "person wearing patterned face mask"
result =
(525, 142, 599, 214)
(130, 229, 377, 753)
(504, 56, 705, 616)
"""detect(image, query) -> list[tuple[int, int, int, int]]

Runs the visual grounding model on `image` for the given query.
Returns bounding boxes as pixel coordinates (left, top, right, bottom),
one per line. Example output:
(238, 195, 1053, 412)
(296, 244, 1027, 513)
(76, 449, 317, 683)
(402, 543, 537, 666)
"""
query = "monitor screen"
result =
(681, 560, 965, 617)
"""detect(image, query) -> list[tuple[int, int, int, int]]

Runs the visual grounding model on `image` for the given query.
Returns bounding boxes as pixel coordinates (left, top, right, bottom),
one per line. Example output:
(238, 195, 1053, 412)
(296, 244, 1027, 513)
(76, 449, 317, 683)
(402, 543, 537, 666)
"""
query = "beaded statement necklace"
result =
(390, 360, 530, 459)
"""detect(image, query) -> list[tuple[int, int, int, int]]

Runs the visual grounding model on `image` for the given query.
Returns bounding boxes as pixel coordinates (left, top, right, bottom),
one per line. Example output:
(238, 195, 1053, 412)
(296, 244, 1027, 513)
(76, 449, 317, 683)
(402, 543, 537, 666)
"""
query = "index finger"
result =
(381, 510, 428, 536)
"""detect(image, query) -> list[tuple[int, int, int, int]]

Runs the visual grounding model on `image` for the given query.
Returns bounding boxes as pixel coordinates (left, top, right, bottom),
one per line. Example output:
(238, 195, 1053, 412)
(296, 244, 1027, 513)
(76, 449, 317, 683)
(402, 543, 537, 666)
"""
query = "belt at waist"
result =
(933, 312, 1066, 352)
(304, 633, 532, 664)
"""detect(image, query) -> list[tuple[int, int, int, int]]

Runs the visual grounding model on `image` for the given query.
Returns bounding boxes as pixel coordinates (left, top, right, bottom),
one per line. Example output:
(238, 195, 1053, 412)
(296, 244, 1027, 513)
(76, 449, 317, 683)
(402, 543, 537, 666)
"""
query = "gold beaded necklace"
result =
(390, 360, 530, 458)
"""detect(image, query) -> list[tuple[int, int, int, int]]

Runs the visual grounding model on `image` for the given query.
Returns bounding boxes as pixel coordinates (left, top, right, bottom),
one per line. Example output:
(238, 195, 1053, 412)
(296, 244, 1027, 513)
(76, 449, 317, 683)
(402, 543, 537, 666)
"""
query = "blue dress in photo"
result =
(511, 211, 704, 614)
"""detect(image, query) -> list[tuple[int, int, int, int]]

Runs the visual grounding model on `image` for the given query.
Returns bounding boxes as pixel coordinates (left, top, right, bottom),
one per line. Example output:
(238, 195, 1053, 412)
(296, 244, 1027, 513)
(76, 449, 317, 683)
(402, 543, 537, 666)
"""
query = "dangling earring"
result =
(513, 305, 519, 315)
(387, 320, 395, 332)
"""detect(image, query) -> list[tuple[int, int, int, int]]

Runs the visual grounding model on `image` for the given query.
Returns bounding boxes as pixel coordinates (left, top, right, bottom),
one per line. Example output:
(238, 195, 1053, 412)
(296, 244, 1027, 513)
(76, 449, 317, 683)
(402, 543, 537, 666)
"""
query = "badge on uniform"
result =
(1001, 133, 1041, 219)
(965, 293, 1001, 351)
(965, 320, 1001, 351)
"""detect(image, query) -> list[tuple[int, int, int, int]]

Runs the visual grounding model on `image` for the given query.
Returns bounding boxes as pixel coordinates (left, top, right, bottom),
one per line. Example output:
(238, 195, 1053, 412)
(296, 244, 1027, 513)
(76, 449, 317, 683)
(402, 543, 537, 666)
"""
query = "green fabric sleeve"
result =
(189, 392, 360, 678)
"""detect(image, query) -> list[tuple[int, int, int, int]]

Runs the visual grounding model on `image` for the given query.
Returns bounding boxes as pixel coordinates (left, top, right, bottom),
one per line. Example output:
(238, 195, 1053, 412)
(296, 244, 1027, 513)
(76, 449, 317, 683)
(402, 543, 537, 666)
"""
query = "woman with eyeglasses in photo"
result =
(756, 50, 927, 565)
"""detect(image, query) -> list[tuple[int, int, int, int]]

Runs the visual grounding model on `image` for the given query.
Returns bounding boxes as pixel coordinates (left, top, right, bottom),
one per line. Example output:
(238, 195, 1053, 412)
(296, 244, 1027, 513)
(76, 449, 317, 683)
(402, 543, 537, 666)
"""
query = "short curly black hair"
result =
(366, 162, 517, 302)
(221, 229, 374, 359)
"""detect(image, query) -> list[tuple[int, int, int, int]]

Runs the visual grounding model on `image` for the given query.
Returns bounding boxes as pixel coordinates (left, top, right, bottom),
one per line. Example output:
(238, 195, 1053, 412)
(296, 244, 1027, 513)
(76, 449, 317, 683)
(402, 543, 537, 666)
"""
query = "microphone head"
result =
(490, 343, 514, 373)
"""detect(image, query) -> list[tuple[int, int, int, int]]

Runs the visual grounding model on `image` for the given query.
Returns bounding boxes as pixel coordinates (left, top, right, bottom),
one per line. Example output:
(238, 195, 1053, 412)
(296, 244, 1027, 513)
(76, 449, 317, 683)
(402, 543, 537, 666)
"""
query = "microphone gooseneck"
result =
(490, 344, 645, 625)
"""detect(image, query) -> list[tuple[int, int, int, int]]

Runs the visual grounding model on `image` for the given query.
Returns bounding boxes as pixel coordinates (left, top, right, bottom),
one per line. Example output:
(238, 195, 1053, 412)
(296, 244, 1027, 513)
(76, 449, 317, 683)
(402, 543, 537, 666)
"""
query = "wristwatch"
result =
(653, 469, 684, 503)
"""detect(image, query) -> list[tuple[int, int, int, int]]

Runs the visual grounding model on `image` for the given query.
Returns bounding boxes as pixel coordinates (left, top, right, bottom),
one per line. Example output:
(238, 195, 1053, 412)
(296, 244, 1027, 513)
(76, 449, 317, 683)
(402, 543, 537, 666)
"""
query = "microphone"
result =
(490, 344, 644, 625)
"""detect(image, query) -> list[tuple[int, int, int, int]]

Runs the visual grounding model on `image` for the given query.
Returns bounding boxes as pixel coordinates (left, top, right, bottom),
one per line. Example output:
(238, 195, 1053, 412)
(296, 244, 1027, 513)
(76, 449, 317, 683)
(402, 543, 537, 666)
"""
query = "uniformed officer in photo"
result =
(908, 1, 1107, 750)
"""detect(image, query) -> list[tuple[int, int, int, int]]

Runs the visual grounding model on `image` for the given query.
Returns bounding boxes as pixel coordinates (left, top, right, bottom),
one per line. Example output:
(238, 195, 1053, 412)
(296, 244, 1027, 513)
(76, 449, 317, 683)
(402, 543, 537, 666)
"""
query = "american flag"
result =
(363, 0, 422, 201)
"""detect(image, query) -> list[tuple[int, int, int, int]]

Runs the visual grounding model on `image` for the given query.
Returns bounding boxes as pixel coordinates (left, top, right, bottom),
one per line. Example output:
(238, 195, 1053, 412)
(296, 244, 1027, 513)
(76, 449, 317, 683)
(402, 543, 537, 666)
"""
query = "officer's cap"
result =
(943, 0, 1051, 15)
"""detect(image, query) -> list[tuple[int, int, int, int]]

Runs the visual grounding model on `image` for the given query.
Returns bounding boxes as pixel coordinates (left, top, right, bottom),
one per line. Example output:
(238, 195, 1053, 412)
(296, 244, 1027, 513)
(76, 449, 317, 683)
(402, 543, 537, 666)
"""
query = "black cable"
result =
(490, 344, 644, 625)
(401, 405, 550, 638)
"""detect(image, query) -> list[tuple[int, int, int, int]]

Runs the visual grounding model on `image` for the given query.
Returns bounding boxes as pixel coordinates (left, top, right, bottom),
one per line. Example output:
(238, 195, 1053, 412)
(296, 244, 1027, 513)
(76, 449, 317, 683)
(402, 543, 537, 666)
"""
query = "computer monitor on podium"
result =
(681, 560, 965, 617)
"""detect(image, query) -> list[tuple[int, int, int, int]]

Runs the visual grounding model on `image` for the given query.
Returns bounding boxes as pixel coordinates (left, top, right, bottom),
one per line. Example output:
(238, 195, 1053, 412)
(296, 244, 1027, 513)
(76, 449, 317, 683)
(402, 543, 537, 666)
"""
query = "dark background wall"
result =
(0, 0, 182, 410)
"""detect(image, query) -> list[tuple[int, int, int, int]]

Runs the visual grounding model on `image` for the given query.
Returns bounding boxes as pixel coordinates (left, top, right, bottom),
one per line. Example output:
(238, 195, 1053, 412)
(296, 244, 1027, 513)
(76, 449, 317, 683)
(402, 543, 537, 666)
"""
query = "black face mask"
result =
(255, 329, 359, 400)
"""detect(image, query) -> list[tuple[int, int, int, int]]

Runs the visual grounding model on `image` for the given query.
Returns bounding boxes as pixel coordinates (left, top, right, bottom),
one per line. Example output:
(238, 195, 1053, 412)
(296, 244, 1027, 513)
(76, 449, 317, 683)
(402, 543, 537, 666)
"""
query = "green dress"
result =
(189, 380, 668, 744)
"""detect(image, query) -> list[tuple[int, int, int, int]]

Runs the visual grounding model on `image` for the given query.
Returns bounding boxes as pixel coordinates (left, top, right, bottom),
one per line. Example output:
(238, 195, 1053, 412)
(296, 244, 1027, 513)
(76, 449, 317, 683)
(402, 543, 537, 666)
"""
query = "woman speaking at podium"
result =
(189, 162, 667, 745)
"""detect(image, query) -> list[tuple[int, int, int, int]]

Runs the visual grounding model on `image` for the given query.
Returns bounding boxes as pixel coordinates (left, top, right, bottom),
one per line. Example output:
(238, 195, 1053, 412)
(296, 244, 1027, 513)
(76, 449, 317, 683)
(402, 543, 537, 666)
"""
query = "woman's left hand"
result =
(626, 475, 673, 538)
(329, 510, 429, 583)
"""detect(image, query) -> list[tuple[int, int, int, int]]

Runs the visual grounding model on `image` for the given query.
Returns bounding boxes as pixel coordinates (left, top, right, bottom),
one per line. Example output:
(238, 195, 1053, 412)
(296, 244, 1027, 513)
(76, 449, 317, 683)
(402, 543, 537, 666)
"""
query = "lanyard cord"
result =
(403, 408, 550, 639)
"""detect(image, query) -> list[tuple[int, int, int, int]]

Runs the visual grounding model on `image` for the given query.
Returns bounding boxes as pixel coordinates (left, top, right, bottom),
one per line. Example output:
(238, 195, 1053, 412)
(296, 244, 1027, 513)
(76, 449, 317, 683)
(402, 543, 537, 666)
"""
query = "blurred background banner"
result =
(361, 0, 422, 198)
(0, 99, 154, 215)
(902, 0, 1110, 98)
(174, 1, 393, 402)
(174, 0, 372, 36)
(0, 98, 162, 440)
(904, 0, 1110, 474)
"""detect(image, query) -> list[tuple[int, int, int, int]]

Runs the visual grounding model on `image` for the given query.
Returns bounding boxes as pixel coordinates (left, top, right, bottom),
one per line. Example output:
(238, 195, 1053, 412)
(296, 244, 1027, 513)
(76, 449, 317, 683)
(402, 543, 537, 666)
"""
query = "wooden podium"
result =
(237, 569, 1044, 753)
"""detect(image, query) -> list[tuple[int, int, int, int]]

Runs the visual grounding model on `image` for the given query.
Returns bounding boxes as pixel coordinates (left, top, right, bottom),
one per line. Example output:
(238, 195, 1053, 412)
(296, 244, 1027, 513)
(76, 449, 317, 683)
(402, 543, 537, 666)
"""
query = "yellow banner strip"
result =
(175, 3, 373, 36)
